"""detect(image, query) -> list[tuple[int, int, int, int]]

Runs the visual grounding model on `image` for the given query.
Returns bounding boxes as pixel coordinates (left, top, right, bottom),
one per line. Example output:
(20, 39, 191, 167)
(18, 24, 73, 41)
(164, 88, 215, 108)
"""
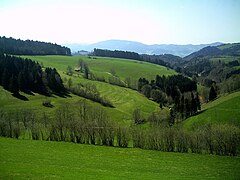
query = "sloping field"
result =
(0, 137, 239, 179)
(22, 55, 177, 82)
(5, 55, 174, 123)
(0, 83, 158, 125)
(183, 91, 240, 129)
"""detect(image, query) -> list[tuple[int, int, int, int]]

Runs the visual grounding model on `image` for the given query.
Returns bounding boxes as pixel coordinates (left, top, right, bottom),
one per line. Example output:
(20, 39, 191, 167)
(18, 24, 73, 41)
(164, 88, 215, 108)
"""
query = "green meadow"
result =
(1, 55, 175, 124)
(0, 137, 239, 179)
(184, 91, 240, 129)
(22, 55, 177, 82)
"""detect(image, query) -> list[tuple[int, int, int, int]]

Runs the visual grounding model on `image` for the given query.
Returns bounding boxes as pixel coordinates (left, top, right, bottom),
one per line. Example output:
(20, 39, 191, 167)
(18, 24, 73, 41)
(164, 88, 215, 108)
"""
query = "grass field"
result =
(0, 137, 239, 179)
(3, 55, 175, 123)
(183, 91, 240, 129)
(22, 55, 177, 82)
(0, 82, 159, 125)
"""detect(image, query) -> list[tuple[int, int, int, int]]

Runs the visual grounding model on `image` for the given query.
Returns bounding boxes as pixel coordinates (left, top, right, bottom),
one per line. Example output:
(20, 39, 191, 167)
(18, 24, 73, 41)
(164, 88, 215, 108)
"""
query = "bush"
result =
(42, 98, 53, 107)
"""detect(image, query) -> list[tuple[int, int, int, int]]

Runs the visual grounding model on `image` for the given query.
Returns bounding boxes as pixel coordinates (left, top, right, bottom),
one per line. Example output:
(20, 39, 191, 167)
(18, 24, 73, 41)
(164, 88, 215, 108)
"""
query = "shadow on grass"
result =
(12, 93, 29, 101)
(191, 109, 207, 117)
(53, 90, 72, 98)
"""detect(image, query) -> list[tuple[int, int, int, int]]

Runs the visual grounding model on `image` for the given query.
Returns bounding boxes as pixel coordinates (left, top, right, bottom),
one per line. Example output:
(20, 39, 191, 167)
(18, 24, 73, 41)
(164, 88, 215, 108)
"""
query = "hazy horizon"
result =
(0, 0, 240, 45)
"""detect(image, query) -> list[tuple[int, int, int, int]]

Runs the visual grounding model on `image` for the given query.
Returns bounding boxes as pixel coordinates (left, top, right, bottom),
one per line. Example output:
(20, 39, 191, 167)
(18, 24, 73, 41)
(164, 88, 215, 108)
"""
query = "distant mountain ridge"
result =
(63, 40, 223, 57)
(184, 43, 240, 61)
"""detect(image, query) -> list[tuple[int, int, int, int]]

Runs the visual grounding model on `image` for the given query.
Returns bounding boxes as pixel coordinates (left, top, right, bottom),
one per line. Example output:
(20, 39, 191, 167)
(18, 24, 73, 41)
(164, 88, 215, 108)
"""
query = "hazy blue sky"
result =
(0, 0, 239, 44)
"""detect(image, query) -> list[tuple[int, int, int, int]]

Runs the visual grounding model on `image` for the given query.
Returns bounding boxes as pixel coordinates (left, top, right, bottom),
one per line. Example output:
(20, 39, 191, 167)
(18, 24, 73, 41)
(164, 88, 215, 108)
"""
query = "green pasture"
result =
(22, 55, 176, 82)
(183, 91, 240, 129)
(0, 137, 239, 179)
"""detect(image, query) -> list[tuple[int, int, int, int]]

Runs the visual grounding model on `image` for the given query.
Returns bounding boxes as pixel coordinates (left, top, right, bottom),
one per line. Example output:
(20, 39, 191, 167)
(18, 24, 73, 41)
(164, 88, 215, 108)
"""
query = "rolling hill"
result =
(22, 55, 177, 85)
(183, 91, 240, 129)
(1, 55, 177, 124)
(184, 43, 240, 61)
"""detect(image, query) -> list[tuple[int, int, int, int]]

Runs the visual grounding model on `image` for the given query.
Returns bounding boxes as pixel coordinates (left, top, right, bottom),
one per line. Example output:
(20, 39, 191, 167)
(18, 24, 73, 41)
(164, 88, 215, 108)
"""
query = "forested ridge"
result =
(0, 53, 65, 95)
(93, 48, 170, 67)
(0, 36, 71, 55)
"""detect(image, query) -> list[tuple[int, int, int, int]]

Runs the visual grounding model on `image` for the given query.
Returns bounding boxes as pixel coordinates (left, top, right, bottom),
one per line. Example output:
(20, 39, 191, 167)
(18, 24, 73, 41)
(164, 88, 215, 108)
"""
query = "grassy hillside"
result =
(1, 55, 174, 124)
(0, 83, 159, 125)
(22, 55, 177, 82)
(1, 137, 239, 179)
(183, 91, 240, 129)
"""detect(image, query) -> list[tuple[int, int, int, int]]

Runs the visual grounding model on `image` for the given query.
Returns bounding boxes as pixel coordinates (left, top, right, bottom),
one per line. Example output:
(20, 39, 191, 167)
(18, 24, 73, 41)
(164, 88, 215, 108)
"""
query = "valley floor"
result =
(0, 137, 239, 179)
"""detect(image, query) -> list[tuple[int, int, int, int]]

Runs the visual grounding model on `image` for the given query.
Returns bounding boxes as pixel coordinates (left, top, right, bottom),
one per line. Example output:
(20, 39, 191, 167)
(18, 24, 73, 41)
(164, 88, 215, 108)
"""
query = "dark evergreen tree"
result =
(185, 99, 191, 118)
(191, 92, 197, 115)
(209, 86, 217, 101)
(180, 95, 185, 119)
(8, 75, 19, 94)
(196, 92, 201, 111)
(1, 68, 9, 89)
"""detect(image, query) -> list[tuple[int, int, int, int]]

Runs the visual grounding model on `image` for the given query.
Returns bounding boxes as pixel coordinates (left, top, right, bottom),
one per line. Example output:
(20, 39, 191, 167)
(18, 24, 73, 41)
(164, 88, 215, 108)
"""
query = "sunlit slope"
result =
(1, 137, 239, 179)
(22, 55, 177, 81)
(0, 81, 159, 124)
(183, 91, 240, 129)
(13, 55, 176, 122)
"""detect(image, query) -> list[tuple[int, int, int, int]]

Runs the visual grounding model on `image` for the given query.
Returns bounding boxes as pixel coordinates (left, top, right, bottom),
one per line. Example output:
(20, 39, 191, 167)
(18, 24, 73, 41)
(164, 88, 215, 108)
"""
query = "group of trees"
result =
(138, 75, 197, 103)
(93, 48, 171, 68)
(0, 36, 71, 55)
(170, 92, 201, 124)
(68, 82, 113, 107)
(0, 53, 65, 95)
(0, 104, 239, 156)
(93, 48, 142, 61)
(138, 74, 199, 122)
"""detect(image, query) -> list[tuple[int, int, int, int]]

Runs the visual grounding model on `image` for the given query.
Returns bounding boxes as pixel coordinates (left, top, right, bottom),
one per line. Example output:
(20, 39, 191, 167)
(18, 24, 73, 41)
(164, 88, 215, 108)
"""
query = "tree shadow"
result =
(191, 109, 207, 117)
(12, 93, 29, 101)
(22, 90, 35, 96)
(53, 91, 71, 98)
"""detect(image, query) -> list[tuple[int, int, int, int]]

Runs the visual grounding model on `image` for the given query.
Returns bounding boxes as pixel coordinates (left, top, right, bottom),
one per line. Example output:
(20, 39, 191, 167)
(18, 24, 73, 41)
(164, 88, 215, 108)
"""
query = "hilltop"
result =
(64, 39, 222, 57)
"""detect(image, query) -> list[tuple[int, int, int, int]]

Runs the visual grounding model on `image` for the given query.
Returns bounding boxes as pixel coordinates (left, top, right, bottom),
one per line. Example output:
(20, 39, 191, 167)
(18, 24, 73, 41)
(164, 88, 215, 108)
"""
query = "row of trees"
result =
(93, 48, 142, 61)
(131, 124, 239, 156)
(0, 36, 71, 55)
(93, 48, 170, 68)
(0, 103, 239, 156)
(170, 92, 201, 124)
(0, 53, 65, 95)
(68, 81, 114, 107)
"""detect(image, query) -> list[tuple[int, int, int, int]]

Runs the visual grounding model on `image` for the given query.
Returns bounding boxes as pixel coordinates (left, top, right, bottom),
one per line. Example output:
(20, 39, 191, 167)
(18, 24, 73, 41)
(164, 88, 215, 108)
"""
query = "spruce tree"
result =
(209, 86, 217, 101)
(191, 92, 197, 115)
(9, 75, 19, 94)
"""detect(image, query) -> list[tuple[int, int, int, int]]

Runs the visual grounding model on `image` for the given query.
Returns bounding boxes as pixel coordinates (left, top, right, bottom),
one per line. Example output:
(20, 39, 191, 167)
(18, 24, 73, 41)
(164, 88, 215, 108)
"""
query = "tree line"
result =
(93, 48, 170, 67)
(0, 53, 65, 95)
(0, 102, 239, 156)
(0, 36, 71, 55)
(67, 80, 114, 107)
